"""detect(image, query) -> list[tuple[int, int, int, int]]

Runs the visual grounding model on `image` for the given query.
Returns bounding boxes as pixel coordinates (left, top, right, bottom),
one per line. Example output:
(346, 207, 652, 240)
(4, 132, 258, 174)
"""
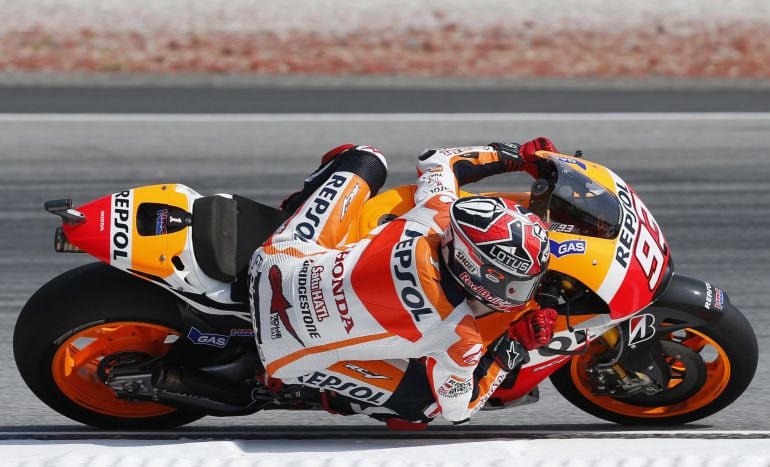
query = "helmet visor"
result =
(480, 265, 543, 306)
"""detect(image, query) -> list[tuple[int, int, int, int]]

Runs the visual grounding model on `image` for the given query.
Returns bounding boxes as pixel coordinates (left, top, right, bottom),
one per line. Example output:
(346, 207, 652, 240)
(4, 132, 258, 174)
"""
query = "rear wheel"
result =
(14, 263, 204, 429)
(550, 303, 757, 425)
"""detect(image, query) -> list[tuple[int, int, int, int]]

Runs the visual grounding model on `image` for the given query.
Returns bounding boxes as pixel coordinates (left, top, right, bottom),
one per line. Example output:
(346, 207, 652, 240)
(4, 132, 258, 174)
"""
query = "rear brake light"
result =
(54, 227, 84, 253)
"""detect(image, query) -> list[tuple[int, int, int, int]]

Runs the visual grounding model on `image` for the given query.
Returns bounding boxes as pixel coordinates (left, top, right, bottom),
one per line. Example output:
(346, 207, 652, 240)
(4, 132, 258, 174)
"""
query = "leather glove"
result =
(511, 307, 558, 350)
(519, 137, 557, 163)
(490, 308, 558, 372)
(491, 137, 557, 172)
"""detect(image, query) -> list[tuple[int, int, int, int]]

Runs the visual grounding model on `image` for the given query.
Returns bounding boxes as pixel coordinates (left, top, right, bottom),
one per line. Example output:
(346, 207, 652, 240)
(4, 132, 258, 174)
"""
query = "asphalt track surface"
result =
(3, 87, 770, 113)
(0, 110, 768, 435)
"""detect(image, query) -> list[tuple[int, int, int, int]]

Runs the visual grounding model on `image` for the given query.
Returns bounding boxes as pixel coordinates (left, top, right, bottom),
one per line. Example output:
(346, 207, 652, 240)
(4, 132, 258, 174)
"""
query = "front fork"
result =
(588, 326, 665, 397)
(598, 328, 631, 379)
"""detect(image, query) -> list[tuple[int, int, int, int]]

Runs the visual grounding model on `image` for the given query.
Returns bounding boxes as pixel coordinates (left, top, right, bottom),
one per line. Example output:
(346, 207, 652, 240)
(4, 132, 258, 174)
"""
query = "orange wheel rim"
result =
(52, 321, 179, 418)
(570, 328, 731, 418)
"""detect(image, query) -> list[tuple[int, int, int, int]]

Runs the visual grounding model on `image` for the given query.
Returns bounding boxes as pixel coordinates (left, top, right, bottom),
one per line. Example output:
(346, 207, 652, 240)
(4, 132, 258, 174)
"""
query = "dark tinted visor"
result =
(480, 265, 543, 305)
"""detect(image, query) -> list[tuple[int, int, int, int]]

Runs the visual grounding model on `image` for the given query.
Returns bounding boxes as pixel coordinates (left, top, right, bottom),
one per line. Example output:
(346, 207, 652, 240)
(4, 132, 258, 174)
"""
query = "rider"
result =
(249, 139, 558, 424)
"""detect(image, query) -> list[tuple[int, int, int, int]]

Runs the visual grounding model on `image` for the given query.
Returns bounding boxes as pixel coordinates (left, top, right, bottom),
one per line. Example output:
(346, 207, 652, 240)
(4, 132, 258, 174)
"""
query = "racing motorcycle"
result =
(14, 151, 758, 429)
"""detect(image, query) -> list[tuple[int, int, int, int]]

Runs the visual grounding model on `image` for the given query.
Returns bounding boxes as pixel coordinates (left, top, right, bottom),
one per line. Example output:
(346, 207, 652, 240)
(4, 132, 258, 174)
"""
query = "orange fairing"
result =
(126, 184, 190, 279)
(355, 186, 476, 240)
(62, 184, 192, 280)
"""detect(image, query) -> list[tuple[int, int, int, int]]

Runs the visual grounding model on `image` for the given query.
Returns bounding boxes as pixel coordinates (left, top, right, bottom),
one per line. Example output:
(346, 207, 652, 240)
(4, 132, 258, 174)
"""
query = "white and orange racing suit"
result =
(249, 144, 527, 422)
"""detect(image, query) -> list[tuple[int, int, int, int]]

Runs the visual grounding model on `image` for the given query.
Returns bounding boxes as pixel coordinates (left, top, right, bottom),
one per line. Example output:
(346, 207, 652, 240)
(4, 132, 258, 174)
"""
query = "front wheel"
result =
(550, 302, 757, 425)
(14, 263, 205, 429)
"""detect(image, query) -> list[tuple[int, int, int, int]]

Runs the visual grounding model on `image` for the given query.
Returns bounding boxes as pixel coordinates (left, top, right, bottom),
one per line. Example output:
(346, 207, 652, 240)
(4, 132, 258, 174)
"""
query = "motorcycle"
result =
(14, 150, 758, 429)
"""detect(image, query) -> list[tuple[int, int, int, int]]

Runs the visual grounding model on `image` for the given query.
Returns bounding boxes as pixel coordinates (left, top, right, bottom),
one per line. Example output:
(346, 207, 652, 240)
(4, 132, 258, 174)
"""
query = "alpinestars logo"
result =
(462, 343, 483, 366)
(268, 265, 304, 346)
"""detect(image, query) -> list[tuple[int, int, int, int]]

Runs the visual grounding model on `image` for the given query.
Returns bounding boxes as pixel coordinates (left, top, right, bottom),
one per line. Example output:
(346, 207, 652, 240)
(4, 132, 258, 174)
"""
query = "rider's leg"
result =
(272, 145, 388, 249)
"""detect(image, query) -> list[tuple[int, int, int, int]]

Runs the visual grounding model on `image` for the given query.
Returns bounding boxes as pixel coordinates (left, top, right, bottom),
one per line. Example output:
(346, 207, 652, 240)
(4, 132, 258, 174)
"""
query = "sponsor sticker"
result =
(110, 190, 133, 266)
(392, 229, 434, 322)
(343, 363, 391, 380)
(340, 182, 361, 221)
(298, 371, 387, 404)
(187, 327, 230, 348)
(296, 260, 322, 339)
(435, 146, 485, 157)
(437, 376, 473, 398)
(628, 313, 656, 346)
(310, 265, 330, 321)
(704, 282, 713, 309)
(714, 287, 725, 310)
(268, 265, 304, 345)
(332, 250, 355, 333)
(546, 222, 578, 233)
(454, 248, 479, 275)
(458, 271, 515, 310)
(549, 239, 586, 258)
(704, 282, 725, 311)
(155, 208, 168, 235)
(295, 174, 348, 242)
(554, 156, 587, 170)
(462, 343, 484, 366)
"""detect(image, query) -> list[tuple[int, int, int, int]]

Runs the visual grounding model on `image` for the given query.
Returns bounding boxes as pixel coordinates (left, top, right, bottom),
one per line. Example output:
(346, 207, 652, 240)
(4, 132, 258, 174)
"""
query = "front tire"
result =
(14, 263, 205, 429)
(550, 303, 757, 425)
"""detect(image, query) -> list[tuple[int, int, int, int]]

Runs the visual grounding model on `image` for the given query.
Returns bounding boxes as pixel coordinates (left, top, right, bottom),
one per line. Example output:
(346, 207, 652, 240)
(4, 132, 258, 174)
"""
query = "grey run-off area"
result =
(0, 113, 767, 431)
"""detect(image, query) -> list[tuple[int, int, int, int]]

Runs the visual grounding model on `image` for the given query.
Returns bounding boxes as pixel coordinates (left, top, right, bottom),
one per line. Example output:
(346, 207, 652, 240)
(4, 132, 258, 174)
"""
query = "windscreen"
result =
(544, 160, 622, 239)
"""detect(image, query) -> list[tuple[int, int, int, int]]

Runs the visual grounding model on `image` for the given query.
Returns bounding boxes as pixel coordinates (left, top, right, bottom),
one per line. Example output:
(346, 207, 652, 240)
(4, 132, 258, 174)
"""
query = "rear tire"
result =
(14, 263, 205, 429)
(550, 303, 757, 425)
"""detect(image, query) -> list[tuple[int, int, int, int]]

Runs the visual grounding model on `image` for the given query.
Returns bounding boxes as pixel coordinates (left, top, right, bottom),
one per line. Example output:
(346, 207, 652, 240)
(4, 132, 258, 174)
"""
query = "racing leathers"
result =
(249, 142, 545, 423)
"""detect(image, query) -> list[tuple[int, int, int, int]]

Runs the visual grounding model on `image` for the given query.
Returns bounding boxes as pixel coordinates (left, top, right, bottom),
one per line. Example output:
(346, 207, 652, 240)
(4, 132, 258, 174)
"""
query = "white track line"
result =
(1, 430, 769, 439)
(0, 113, 769, 122)
(2, 437, 770, 467)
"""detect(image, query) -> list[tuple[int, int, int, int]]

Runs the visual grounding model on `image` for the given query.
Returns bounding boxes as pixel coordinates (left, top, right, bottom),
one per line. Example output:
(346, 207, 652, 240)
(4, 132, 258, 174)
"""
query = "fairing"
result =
(59, 184, 243, 317)
(538, 156, 671, 319)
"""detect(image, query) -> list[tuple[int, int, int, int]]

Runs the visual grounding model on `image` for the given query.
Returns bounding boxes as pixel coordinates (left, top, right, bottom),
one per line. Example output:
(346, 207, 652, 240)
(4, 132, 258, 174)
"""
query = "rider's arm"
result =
(425, 307, 559, 423)
(414, 138, 556, 206)
(423, 313, 507, 423)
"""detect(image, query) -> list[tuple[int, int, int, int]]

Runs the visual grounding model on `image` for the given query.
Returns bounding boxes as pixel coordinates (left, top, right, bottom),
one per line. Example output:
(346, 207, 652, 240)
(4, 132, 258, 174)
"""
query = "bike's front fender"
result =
(646, 273, 731, 327)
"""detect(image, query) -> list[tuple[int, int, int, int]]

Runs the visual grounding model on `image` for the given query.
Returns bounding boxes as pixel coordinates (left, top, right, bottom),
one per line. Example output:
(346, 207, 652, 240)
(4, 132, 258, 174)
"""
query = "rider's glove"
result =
(490, 308, 558, 372)
(491, 137, 557, 172)
(512, 307, 558, 350)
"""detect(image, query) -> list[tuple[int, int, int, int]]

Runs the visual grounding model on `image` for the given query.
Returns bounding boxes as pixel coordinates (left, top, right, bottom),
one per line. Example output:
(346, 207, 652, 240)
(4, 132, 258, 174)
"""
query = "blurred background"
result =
(1, 0, 769, 78)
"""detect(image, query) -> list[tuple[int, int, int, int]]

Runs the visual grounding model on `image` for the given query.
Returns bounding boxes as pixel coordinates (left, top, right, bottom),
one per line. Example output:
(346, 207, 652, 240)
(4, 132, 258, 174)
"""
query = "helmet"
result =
(442, 196, 550, 312)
